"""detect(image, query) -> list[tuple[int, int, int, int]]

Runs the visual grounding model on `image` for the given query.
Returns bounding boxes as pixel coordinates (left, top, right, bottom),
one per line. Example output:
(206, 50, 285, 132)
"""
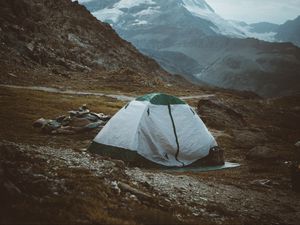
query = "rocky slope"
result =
(82, 0, 300, 97)
(276, 16, 300, 47)
(0, 0, 173, 88)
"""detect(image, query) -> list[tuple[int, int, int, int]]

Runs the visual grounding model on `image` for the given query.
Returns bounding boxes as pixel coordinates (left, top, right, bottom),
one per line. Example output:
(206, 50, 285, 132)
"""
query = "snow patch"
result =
(182, 0, 214, 13)
(182, 0, 245, 37)
(229, 21, 277, 42)
(134, 6, 160, 17)
(92, 8, 123, 23)
(132, 20, 148, 26)
(92, 0, 157, 24)
(115, 0, 155, 9)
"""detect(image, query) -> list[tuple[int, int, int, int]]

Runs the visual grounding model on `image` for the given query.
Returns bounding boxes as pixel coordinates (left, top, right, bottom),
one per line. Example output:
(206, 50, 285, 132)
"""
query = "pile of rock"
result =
(33, 105, 111, 134)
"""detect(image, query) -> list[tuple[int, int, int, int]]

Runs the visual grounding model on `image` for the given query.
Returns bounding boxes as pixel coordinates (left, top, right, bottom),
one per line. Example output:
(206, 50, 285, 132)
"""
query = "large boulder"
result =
(232, 129, 267, 148)
(246, 146, 280, 161)
(197, 99, 246, 130)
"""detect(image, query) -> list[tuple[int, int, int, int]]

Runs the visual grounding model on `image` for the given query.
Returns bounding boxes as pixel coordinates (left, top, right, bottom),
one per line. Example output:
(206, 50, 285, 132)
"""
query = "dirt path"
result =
(0, 84, 215, 101)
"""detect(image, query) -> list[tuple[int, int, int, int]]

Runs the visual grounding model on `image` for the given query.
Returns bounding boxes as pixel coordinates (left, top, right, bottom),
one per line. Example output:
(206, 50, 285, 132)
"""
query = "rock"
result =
(197, 99, 246, 129)
(129, 194, 139, 202)
(8, 72, 17, 78)
(101, 160, 116, 168)
(233, 130, 267, 148)
(26, 42, 34, 52)
(111, 181, 121, 194)
(68, 117, 91, 127)
(42, 120, 61, 133)
(118, 181, 152, 200)
(112, 159, 126, 169)
(295, 141, 300, 148)
(33, 118, 48, 128)
(250, 179, 272, 188)
(246, 146, 280, 160)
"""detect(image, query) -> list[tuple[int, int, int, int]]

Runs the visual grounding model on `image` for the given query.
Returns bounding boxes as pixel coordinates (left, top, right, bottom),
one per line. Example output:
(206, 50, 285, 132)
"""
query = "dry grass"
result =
(0, 86, 124, 149)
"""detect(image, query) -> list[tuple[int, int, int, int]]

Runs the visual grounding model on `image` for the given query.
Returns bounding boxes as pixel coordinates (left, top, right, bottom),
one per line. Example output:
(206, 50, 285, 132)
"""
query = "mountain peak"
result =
(181, 0, 215, 14)
(86, 0, 244, 37)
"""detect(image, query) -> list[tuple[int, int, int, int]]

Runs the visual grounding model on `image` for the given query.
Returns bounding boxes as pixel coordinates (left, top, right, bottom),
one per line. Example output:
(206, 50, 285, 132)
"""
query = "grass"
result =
(1, 85, 300, 225)
(0, 86, 124, 149)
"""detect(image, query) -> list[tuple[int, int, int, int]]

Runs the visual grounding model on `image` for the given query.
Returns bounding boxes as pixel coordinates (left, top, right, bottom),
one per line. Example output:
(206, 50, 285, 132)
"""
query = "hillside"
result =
(0, 0, 175, 89)
(276, 16, 300, 47)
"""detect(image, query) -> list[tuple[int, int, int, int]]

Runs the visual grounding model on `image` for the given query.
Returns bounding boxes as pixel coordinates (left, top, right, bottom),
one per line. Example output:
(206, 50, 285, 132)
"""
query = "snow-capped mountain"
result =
(84, 0, 246, 38)
(229, 21, 278, 42)
(80, 0, 300, 97)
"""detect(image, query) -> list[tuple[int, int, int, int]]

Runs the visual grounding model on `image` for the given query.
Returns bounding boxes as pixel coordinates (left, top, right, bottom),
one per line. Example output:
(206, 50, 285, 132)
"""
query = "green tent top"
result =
(136, 93, 186, 105)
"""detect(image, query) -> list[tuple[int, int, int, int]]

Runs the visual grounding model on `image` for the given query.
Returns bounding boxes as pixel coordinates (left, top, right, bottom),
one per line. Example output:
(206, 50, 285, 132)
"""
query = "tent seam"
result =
(132, 101, 150, 151)
(167, 104, 185, 167)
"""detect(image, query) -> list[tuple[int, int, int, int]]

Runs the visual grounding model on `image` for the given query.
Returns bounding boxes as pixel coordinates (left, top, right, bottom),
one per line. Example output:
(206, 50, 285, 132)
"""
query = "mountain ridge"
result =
(81, 0, 300, 97)
(0, 0, 175, 88)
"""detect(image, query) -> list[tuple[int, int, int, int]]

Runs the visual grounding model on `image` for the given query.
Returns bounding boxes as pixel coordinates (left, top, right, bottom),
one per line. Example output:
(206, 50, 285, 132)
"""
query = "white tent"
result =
(88, 93, 217, 167)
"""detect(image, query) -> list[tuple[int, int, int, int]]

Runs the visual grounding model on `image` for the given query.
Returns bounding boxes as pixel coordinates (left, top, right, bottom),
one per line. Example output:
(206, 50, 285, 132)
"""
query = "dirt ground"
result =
(1, 85, 300, 225)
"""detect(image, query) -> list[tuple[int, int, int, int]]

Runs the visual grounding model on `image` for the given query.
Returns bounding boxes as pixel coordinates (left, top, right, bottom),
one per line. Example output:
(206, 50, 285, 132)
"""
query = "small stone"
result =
(193, 212, 200, 216)
(129, 194, 138, 201)
(199, 197, 208, 201)
(111, 181, 121, 194)
(295, 141, 300, 148)
(102, 161, 116, 168)
(251, 179, 272, 188)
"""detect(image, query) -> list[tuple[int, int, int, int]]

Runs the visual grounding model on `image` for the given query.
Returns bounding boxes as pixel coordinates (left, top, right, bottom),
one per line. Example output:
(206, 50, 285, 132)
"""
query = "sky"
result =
(206, 0, 300, 24)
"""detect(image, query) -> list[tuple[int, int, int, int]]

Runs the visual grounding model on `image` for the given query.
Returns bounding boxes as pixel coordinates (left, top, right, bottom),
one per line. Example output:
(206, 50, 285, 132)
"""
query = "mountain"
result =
(228, 21, 278, 42)
(81, 0, 300, 97)
(0, 0, 171, 88)
(84, 0, 246, 38)
(233, 17, 300, 48)
(276, 16, 300, 47)
(249, 22, 279, 34)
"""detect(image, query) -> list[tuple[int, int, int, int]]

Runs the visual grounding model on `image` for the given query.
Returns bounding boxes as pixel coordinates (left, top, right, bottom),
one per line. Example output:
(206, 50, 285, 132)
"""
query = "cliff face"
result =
(0, 0, 170, 87)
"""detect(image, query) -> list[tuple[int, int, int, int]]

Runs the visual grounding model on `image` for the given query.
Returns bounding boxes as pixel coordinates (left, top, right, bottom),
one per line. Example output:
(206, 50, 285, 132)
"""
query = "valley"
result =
(82, 0, 300, 97)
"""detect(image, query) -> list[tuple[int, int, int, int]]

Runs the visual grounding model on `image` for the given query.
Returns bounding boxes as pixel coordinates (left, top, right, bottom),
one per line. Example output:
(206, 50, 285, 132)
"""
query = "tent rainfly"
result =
(88, 93, 218, 167)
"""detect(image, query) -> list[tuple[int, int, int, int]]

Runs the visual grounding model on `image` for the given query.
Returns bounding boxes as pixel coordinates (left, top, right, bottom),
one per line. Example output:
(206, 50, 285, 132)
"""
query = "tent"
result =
(88, 93, 218, 167)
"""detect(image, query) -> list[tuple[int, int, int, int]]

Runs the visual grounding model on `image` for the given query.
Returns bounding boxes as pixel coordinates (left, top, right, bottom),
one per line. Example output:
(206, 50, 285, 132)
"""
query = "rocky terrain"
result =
(0, 0, 183, 89)
(1, 85, 300, 225)
(1, 0, 300, 224)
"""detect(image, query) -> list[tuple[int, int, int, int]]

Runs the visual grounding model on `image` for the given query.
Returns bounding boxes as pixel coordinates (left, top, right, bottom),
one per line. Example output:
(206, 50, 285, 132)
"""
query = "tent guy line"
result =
(0, 85, 215, 101)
